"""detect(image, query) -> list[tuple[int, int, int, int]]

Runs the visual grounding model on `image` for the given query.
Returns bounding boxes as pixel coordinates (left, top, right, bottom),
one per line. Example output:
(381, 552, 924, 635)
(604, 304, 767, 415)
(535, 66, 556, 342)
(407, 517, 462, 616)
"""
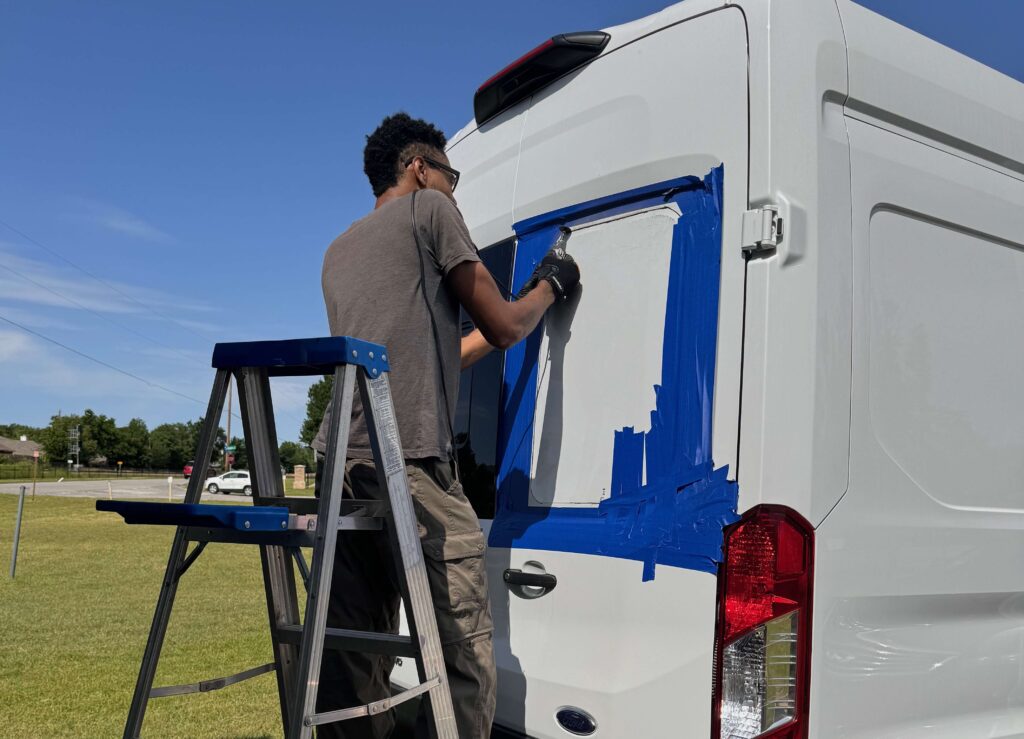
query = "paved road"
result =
(0, 477, 245, 502)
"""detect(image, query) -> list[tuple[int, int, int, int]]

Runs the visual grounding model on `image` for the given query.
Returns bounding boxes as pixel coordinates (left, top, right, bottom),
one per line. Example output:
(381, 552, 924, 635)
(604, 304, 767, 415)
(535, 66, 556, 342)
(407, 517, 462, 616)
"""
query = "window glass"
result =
(455, 239, 514, 519)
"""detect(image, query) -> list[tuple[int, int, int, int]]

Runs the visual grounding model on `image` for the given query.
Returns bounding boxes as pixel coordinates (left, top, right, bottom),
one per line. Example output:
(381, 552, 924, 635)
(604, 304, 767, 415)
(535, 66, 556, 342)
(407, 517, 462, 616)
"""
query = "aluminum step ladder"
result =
(98, 336, 458, 738)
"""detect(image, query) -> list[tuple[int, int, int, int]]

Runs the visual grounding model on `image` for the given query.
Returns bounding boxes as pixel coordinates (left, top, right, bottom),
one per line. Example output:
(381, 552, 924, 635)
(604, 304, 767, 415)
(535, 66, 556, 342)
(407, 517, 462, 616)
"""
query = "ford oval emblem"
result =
(555, 707, 597, 736)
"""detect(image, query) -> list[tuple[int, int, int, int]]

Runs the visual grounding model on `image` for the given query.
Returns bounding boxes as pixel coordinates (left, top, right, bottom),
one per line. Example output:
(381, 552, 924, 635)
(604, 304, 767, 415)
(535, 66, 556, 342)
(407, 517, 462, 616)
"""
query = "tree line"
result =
(1, 378, 335, 472)
(0, 412, 315, 472)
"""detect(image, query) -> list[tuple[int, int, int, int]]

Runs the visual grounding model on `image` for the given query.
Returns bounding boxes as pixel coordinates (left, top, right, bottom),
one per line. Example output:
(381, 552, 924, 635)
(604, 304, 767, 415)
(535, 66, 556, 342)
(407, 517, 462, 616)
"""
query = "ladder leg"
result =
(288, 364, 357, 739)
(123, 370, 230, 739)
(359, 371, 459, 739)
(237, 368, 302, 731)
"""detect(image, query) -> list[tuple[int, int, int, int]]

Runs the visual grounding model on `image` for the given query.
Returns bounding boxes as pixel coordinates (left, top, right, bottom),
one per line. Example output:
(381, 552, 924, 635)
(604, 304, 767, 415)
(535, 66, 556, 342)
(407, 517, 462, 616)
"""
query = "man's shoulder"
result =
(416, 189, 461, 219)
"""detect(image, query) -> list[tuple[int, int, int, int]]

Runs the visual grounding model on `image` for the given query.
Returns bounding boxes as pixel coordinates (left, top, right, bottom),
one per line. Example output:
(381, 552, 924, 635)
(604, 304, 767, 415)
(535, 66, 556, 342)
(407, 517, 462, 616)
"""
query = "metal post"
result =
(31, 453, 38, 500)
(9, 485, 27, 578)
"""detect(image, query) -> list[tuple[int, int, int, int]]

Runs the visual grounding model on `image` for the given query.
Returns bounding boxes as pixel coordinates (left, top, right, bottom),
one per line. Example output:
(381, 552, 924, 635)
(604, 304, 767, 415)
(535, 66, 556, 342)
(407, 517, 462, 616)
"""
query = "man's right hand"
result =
(517, 241, 581, 302)
(448, 232, 580, 350)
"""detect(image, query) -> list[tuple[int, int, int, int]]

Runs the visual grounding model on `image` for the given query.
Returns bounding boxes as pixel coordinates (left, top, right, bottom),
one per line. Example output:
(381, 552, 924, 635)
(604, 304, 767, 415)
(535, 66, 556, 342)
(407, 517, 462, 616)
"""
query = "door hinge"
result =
(741, 205, 783, 255)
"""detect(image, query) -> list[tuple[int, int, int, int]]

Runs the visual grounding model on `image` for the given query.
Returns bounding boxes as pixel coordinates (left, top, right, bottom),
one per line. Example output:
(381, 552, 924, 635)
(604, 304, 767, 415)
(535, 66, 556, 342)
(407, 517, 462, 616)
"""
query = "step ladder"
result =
(97, 336, 459, 738)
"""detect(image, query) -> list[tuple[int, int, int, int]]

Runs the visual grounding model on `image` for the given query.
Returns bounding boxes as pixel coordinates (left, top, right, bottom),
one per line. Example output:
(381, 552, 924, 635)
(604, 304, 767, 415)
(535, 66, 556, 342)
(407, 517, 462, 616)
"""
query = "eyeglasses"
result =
(405, 155, 460, 192)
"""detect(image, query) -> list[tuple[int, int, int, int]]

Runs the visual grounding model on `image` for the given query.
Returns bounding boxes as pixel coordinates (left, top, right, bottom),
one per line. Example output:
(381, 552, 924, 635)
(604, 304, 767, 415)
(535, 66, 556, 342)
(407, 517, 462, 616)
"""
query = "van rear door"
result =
(484, 6, 750, 738)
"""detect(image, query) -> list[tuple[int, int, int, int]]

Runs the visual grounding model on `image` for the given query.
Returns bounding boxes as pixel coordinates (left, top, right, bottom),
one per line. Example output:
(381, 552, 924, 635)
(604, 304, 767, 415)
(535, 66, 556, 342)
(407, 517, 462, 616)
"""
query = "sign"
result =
(227, 454, 235, 464)
(33, 451, 39, 459)
(225, 445, 237, 452)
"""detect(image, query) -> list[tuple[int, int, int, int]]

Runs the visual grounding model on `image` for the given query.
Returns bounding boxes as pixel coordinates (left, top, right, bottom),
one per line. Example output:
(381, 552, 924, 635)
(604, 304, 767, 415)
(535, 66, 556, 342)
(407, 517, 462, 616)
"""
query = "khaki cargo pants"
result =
(314, 456, 496, 739)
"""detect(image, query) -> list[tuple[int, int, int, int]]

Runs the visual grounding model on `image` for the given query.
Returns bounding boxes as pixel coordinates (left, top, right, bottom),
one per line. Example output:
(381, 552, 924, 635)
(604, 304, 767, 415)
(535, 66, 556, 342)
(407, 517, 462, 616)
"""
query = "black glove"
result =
(516, 230, 580, 302)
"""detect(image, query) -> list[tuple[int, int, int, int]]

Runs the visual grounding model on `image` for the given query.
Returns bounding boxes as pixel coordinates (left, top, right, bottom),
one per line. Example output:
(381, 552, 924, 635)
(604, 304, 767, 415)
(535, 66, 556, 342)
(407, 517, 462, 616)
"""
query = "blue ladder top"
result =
(96, 500, 290, 532)
(211, 336, 390, 377)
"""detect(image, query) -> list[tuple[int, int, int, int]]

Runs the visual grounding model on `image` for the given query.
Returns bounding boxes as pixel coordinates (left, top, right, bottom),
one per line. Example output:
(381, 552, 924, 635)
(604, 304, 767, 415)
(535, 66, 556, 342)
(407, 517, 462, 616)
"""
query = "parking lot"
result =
(0, 476, 245, 502)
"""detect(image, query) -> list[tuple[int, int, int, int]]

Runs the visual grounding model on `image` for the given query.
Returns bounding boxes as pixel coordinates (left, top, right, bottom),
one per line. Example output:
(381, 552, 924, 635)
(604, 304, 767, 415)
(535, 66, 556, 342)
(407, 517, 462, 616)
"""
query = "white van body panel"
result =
(734, 0, 853, 527)
(809, 3, 1024, 735)
(394, 1, 1024, 736)
(810, 116, 1024, 738)
(486, 8, 747, 737)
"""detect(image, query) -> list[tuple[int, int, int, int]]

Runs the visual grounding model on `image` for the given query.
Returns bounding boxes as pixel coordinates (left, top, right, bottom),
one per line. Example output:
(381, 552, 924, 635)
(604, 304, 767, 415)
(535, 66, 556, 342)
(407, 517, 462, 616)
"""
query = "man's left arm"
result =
(461, 329, 493, 370)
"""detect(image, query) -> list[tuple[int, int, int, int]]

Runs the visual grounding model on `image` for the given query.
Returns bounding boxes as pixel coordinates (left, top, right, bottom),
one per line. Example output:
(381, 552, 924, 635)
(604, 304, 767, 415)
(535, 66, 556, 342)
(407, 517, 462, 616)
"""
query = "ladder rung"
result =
(276, 624, 417, 657)
(305, 675, 441, 726)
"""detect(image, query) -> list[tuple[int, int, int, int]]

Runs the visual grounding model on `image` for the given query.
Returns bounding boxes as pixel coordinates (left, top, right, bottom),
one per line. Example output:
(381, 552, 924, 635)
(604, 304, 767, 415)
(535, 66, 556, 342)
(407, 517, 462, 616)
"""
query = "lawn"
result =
(0, 496, 293, 737)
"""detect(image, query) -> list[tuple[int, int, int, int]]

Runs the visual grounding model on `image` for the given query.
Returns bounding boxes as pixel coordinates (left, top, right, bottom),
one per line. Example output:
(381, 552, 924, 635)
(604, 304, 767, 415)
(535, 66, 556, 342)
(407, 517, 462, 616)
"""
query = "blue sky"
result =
(1, 1, 1021, 441)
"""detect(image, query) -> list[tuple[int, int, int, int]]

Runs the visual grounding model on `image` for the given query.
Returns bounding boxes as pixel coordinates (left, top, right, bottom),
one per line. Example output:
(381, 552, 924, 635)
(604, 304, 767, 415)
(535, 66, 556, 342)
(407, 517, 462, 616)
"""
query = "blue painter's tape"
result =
(490, 166, 739, 579)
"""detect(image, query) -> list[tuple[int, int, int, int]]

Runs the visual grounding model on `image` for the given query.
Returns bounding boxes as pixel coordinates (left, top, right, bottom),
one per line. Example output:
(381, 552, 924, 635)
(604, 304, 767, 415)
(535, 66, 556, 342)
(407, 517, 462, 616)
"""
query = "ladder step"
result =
(276, 624, 417, 657)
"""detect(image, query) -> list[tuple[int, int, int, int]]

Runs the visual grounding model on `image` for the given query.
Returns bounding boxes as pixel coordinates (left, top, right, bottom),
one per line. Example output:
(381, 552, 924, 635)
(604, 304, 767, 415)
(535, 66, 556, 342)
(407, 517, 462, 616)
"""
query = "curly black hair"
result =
(363, 112, 448, 197)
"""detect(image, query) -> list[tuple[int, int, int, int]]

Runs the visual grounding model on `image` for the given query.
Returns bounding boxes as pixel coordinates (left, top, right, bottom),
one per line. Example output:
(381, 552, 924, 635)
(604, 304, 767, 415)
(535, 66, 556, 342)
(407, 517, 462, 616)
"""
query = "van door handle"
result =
(503, 568, 557, 598)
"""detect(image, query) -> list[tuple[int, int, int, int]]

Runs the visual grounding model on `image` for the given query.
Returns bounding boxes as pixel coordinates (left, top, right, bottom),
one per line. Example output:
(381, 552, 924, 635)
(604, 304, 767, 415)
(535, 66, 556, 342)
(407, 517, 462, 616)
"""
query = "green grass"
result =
(0, 496, 292, 737)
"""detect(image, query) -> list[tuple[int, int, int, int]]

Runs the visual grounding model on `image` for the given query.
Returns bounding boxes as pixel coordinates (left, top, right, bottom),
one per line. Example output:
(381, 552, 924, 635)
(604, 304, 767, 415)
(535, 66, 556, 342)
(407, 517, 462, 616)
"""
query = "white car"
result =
(205, 470, 252, 496)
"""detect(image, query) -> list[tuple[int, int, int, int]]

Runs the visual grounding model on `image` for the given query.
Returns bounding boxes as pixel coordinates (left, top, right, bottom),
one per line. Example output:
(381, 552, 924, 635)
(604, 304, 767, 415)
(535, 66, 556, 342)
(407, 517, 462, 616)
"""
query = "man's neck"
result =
(374, 182, 418, 210)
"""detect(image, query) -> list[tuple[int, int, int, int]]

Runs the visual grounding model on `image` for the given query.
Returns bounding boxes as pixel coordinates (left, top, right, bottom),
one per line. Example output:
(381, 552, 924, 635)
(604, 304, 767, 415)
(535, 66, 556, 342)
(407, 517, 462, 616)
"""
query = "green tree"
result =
(186, 417, 226, 463)
(279, 441, 313, 472)
(113, 418, 150, 468)
(300, 376, 333, 445)
(227, 436, 248, 470)
(149, 423, 192, 470)
(0, 423, 43, 441)
(40, 414, 81, 466)
(80, 409, 118, 465)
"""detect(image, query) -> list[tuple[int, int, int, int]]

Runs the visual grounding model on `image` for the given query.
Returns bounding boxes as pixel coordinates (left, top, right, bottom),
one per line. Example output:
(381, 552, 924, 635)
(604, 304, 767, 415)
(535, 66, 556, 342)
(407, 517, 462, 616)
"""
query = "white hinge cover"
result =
(741, 205, 783, 254)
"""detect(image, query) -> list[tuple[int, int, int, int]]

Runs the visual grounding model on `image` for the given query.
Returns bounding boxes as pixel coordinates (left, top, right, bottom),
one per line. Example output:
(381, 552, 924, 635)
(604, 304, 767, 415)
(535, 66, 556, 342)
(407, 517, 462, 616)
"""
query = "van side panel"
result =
(811, 117, 1024, 737)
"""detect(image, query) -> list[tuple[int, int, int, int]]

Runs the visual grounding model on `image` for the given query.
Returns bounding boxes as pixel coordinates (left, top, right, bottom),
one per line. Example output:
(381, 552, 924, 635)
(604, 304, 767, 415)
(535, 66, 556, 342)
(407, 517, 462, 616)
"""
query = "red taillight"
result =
(712, 506, 814, 739)
(473, 31, 610, 125)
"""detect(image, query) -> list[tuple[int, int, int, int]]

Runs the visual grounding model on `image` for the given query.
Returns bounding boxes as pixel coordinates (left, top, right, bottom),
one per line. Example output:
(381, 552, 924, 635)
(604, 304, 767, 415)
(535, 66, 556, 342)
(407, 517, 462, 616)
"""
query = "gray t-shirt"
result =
(313, 189, 480, 460)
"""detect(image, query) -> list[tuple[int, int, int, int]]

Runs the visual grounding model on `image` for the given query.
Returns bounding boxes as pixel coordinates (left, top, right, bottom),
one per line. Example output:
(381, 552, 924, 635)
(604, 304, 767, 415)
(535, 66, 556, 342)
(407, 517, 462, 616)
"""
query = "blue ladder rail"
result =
(96, 500, 290, 532)
(211, 336, 390, 377)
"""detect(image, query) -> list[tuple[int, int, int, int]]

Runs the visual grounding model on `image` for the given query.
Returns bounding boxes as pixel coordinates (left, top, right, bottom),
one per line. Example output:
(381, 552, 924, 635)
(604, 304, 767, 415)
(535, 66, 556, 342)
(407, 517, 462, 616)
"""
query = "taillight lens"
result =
(712, 506, 814, 739)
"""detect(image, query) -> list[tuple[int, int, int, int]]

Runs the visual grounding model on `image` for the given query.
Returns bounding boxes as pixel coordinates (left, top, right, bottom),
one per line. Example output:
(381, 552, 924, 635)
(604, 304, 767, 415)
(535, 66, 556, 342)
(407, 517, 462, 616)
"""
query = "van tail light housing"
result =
(712, 505, 814, 739)
(474, 31, 610, 125)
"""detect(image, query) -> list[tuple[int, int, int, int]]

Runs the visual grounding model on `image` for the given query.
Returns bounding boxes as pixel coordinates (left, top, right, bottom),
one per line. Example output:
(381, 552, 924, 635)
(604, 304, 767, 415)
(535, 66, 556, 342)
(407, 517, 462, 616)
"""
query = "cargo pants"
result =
(314, 456, 497, 739)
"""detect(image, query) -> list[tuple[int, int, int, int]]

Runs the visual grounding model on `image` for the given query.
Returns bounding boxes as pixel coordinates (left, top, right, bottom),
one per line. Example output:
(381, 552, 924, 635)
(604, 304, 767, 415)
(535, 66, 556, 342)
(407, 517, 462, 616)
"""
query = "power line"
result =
(0, 311, 314, 432)
(0, 260, 209, 371)
(0, 310, 216, 410)
(0, 217, 222, 342)
(0, 218, 307, 432)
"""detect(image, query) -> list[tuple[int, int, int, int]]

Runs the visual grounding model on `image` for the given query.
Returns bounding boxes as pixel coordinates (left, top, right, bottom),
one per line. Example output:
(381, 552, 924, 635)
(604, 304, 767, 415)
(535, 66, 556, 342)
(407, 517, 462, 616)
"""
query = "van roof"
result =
(450, 0, 1024, 177)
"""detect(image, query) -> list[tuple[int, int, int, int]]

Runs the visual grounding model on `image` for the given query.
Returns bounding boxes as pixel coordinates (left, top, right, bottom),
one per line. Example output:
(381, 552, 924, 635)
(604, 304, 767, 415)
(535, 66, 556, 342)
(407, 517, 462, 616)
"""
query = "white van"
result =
(399, 1, 1024, 736)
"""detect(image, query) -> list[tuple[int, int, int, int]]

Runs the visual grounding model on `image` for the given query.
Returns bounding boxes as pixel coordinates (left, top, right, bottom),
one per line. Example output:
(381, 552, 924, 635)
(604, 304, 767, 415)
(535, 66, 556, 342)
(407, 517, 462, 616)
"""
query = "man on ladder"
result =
(312, 112, 581, 738)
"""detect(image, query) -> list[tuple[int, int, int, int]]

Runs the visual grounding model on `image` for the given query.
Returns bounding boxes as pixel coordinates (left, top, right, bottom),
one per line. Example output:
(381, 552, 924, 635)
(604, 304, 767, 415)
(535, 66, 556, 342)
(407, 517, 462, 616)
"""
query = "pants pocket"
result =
(421, 530, 488, 613)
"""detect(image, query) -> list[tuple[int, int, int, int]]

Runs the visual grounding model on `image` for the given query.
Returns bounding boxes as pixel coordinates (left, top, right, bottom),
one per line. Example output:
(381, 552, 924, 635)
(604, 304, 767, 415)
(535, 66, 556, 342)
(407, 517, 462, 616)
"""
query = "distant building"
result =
(0, 435, 44, 460)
